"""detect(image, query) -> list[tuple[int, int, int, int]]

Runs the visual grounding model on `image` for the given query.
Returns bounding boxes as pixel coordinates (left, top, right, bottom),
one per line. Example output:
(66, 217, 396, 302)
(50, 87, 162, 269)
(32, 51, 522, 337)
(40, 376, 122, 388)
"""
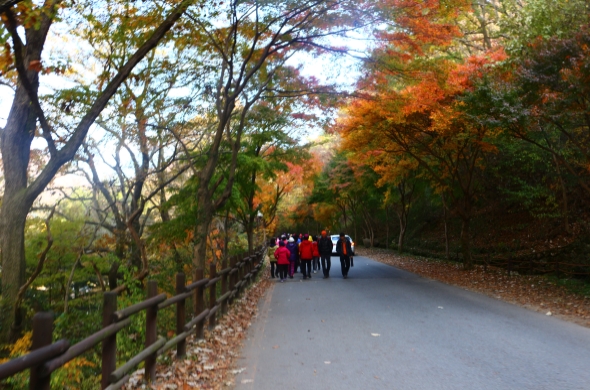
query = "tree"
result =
(183, 0, 372, 276)
(232, 102, 308, 252)
(340, 45, 507, 268)
(77, 34, 193, 275)
(463, 28, 590, 234)
(0, 0, 198, 341)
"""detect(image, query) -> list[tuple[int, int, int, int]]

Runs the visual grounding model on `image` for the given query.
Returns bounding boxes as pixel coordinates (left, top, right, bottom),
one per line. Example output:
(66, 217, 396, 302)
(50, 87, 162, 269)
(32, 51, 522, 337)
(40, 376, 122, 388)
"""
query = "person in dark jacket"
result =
(286, 237, 298, 279)
(293, 233, 301, 273)
(318, 230, 333, 279)
(335, 232, 352, 279)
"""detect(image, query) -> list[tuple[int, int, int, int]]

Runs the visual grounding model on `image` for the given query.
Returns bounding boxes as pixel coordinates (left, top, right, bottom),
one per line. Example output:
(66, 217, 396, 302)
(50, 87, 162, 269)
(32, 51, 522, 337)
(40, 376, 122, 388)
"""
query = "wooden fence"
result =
(0, 248, 265, 389)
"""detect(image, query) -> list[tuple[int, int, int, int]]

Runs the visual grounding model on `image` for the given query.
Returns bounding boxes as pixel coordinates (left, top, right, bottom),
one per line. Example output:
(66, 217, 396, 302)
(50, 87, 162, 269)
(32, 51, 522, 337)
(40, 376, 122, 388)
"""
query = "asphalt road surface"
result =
(234, 255, 590, 390)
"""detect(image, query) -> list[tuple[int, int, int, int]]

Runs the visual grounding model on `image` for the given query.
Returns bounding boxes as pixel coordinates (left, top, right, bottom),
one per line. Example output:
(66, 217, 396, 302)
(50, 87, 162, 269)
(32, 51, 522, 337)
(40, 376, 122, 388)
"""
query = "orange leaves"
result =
(402, 73, 445, 116)
(375, 0, 468, 56)
(449, 48, 508, 91)
(337, 3, 510, 208)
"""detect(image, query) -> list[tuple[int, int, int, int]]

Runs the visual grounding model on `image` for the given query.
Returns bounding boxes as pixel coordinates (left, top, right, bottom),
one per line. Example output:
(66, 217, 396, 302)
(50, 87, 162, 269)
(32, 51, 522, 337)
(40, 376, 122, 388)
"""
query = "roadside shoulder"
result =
(357, 247, 590, 328)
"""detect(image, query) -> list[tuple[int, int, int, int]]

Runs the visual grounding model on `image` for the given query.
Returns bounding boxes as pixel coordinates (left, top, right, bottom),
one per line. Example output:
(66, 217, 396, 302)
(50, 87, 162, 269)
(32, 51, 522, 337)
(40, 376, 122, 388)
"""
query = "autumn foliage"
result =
(321, 0, 590, 275)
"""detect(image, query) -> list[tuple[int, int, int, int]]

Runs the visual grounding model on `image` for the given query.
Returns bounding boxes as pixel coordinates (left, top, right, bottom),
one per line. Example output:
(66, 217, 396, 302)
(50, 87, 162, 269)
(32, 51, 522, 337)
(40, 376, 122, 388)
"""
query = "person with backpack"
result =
(311, 236, 320, 274)
(274, 241, 291, 282)
(335, 232, 352, 279)
(286, 237, 298, 279)
(318, 230, 332, 279)
(299, 234, 314, 279)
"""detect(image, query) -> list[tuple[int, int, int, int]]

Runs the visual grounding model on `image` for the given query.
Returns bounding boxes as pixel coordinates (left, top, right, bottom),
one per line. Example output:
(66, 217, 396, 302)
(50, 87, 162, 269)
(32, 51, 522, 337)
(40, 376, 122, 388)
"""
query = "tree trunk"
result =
(247, 224, 254, 254)
(0, 15, 45, 341)
(397, 212, 407, 253)
(193, 184, 214, 276)
(385, 206, 389, 249)
(553, 155, 570, 234)
(0, 205, 30, 341)
(441, 194, 450, 260)
(460, 217, 473, 270)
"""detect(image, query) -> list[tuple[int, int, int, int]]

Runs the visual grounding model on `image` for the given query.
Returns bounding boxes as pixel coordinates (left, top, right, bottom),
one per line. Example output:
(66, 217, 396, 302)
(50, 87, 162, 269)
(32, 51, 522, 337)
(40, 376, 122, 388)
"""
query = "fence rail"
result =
(0, 248, 266, 390)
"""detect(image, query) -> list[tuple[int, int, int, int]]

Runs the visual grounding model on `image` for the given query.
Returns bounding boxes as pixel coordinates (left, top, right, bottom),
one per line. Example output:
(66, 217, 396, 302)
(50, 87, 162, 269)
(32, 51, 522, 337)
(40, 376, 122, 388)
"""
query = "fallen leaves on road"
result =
(358, 248, 590, 328)
(124, 274, 272, 389)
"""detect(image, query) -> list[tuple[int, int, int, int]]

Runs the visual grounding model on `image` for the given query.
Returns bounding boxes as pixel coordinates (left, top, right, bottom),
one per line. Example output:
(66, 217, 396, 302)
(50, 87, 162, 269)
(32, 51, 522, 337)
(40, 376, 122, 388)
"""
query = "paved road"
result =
(234, 255, 590, 390)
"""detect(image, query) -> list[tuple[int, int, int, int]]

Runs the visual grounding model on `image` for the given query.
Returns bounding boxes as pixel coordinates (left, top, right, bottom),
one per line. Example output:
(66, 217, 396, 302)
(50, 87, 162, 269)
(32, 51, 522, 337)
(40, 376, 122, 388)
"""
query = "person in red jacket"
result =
(274, 241, 291, 282)
(311, 236, 320, 274)
(298, 234, 314, 279)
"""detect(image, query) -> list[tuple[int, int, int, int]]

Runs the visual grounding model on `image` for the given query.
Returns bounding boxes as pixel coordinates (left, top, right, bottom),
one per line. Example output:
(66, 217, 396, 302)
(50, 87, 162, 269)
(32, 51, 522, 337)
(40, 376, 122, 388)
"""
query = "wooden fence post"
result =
(229, 256, 236, 305)
(237, 257, 243, 297)
(145, 280, 158, 383)
(101, 292, 117, 389)
(221, 258, 228, 314)
(194, 269, 205, 339)
(176, 273, 186, 358)
(209, 263, 217, 330)
(30, 312, 53, 390)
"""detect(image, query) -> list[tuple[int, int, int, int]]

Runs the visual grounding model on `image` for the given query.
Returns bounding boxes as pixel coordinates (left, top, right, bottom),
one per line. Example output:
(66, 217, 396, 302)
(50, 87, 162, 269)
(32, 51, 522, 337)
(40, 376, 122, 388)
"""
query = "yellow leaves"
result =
(53, 357, 96, 386)
(7, 331, 32, 358)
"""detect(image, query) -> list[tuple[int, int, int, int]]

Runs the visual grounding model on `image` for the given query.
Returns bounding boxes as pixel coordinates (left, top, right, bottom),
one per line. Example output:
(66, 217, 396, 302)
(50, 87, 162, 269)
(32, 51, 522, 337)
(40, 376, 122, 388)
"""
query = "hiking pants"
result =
(301, 259, 312, 277)
(321, 255, 331, 276)
(289, 261, 295, 277)
(313, 256, 320, 271)
(340, 255, 351, 276)
(278, 264, 288, 279)
(270, 262, 277, 278)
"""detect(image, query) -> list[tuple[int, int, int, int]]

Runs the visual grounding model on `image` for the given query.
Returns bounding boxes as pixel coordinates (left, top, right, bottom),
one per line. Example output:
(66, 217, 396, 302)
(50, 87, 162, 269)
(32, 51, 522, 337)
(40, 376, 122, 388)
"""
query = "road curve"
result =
(234, 255, 590, 390)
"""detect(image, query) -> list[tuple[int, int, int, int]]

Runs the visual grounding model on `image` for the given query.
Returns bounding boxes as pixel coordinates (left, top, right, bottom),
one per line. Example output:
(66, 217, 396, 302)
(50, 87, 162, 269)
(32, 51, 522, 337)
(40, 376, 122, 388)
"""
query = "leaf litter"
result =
(123, 274, 272, 389)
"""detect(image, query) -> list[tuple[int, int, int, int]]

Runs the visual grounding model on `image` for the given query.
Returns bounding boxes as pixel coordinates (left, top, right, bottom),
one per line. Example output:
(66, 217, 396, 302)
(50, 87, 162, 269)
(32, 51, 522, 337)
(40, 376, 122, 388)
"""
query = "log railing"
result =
(0, 248, 265, 390)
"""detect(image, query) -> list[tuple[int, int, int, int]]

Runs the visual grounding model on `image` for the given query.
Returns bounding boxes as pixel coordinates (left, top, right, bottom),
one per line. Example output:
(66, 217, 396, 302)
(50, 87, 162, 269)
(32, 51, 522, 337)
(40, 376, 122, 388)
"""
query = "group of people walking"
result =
(267, 231, 353, 282)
